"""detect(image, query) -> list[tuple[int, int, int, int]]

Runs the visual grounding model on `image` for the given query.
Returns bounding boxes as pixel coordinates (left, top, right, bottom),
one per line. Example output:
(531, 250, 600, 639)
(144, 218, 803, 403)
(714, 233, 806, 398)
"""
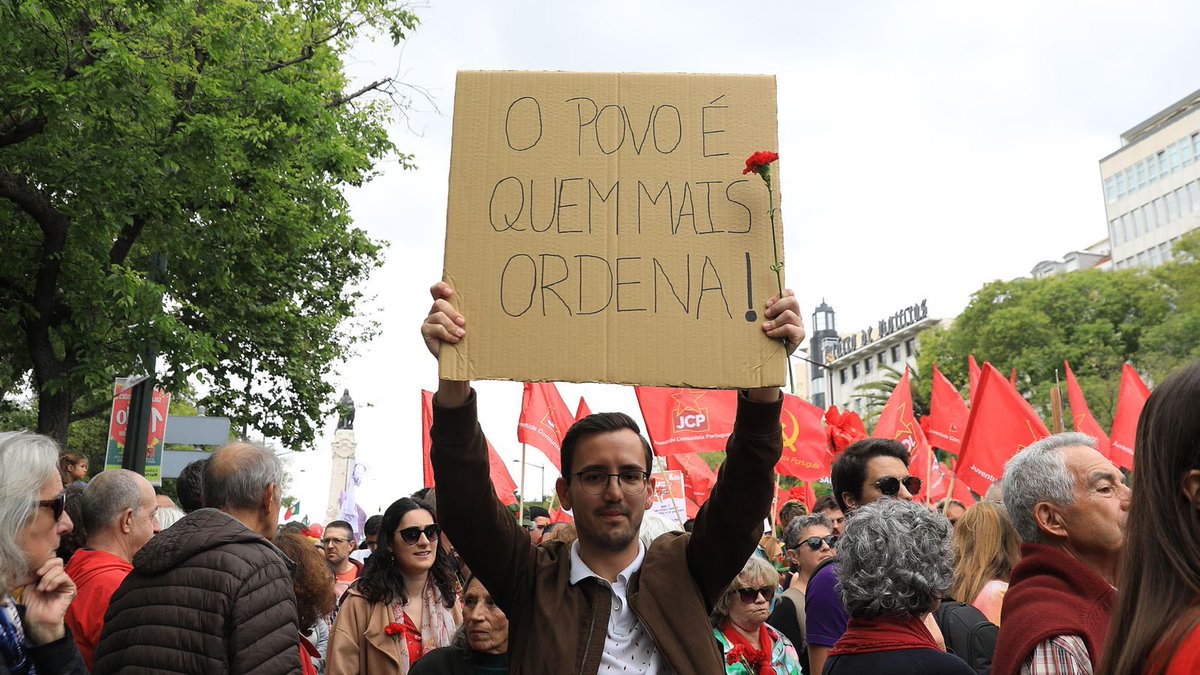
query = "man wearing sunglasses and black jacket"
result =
(421, 280, 804, 675)
(805, 438, 922, 674)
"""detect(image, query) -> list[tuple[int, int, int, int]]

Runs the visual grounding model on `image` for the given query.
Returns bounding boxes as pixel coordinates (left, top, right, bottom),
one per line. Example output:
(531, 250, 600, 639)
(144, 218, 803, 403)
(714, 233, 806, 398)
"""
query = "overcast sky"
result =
(284, 0, 1200, 524)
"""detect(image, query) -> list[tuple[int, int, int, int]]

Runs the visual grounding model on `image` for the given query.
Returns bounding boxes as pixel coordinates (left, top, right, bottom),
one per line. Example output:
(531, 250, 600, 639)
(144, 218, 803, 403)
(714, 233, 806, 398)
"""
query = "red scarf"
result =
(829, 615, 940, 656)
(721, 620, 776, 674)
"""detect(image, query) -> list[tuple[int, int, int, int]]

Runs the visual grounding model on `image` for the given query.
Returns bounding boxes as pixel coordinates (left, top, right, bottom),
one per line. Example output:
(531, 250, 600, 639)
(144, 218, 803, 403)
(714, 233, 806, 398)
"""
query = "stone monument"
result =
(326, 390, 358, 523)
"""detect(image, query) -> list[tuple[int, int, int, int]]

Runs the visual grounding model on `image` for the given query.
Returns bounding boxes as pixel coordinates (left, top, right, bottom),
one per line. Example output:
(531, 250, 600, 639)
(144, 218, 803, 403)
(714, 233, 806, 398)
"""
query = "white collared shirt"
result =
(569, 541, 668, 674)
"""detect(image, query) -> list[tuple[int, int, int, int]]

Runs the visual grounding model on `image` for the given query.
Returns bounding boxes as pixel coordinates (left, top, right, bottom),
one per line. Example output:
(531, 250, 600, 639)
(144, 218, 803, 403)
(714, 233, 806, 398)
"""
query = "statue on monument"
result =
(336, 388, 355, 430)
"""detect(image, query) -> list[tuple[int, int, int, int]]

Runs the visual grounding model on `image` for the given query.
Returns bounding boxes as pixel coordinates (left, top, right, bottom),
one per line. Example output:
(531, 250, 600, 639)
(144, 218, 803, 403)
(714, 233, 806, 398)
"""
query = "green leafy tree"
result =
(1, 0, 420, 447)
(916, 263, 1179, 428)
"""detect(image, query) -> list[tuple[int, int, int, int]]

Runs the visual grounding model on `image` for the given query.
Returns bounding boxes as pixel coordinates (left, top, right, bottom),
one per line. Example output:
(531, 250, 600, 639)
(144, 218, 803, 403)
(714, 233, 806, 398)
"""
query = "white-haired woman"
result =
(0, 431, 86, 673)
(823, 499, 973, 674)
(712, 556, 802, 674)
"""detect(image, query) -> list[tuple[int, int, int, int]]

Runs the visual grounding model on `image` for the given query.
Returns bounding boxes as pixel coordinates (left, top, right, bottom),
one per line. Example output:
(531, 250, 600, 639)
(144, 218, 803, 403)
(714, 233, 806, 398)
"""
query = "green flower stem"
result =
(764, 176, 795, 394)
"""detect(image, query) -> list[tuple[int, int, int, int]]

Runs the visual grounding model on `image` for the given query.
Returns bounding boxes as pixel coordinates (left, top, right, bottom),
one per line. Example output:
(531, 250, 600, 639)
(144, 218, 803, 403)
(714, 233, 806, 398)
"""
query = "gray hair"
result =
(0, 432, 62, 592)
(203, 442, 283, 510)
(711, 556, 780, 623)
(783, 513, 833, 549)
(638, 511, 681, 549)
(82, 469, 149, 533)
(156, 506, 185, 531)
(837, 499, 954, 619)
(1001, 432, 1095, 544)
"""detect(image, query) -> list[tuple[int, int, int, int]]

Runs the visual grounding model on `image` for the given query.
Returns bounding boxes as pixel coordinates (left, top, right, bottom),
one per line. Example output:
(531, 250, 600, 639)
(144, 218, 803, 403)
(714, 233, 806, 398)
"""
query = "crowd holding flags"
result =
(419, 355, 1153, 514)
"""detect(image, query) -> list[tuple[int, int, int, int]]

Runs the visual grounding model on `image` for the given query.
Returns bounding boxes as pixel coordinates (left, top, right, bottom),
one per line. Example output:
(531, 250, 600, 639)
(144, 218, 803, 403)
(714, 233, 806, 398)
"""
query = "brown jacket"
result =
(327, 585, 461, 675)
(431, 389, 782, 675)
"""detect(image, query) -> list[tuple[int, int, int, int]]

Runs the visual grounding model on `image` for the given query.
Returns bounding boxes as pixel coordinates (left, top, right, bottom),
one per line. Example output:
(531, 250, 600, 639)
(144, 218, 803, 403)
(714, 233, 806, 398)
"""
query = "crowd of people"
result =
(0, 282, 1198, 674)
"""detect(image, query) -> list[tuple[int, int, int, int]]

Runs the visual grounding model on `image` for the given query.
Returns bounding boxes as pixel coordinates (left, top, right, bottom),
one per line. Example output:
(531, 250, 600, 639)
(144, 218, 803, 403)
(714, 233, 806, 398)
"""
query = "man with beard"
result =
(421, 281, 802, 674)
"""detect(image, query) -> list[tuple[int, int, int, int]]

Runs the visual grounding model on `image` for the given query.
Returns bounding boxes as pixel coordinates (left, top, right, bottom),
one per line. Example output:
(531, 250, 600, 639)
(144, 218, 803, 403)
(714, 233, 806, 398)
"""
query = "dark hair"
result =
(274, 531, 336, 628)
(778, 499, 808, 530)
(812, 494, 841, 514)
(326, 519, 355, 540)
(831, 438, 911, 512)
(560, 412, 653, 478)
(1101, 360, 1200, 675)
(357, 497, 458, 608)
(176, 459, 208, 513)
(363, 515, 382, 536)
(57, 451, 87, 487)
(410, 488, 436, 515)
(527, 506, 550, 521)
(56, 484, 88, 565)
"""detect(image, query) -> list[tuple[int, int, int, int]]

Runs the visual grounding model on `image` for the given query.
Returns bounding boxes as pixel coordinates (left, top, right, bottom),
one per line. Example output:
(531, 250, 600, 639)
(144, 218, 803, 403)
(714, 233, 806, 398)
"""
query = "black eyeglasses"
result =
(572, 470, 650, 495)
(795, 535, 838, 551)
(736, 586, 775, 604)
(398, 524, 440, 545)
(321, 536, 351, 547)
(872, 475, 922, 497)
(37, 492, 66, 521)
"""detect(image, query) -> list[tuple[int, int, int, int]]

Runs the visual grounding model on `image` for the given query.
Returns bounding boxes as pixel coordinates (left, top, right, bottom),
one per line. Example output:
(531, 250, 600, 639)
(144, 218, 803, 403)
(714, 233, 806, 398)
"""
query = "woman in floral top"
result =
(712, 556, 803, 675)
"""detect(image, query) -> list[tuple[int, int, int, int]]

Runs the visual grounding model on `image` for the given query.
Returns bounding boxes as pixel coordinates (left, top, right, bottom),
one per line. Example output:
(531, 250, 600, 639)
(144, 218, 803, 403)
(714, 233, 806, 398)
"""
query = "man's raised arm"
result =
(687, 290, 805, 606)
(420, 282, 536, 614)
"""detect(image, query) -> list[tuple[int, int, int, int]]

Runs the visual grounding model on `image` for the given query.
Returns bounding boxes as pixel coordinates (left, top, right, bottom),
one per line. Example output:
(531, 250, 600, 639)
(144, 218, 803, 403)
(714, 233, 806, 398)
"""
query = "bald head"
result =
(204, 443, 282, 538)
(82, 469, 160, 560)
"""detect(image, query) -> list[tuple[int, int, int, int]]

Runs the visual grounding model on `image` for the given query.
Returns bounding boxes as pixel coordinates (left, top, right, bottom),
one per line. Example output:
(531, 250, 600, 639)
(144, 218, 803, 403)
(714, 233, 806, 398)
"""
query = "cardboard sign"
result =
(441, 71, 786, 388)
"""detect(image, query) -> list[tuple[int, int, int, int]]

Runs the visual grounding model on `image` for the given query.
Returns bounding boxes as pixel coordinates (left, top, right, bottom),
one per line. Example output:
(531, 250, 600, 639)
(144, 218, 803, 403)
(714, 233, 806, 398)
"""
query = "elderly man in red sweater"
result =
(64, 469, 160, 669)
(993, 432, 1131, 675)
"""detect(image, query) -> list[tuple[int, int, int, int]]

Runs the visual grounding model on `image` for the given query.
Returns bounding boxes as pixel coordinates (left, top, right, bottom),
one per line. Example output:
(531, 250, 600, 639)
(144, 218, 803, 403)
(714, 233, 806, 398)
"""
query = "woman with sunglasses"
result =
(0, 431, 86, 674)
(712, 556, 803, 674)
(1101, 360, 1200, 675)
(329, 497, 462, 674)
(767, 513, 836, 673)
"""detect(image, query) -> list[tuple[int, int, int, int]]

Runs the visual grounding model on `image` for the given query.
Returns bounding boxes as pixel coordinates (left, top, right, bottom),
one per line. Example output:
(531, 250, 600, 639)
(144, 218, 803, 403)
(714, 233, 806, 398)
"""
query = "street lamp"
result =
(513, 459, 546, 500)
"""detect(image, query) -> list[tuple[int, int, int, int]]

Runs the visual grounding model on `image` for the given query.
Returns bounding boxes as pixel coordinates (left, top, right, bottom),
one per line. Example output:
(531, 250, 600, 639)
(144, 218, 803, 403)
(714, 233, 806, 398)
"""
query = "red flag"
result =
(574, 397, 592, 422)
(635, 387, 737, 456)
(968, 355, 982, 405)
(1109, 363, 1150, 471)
(685, 497, 701, 519)
(284, 503, 296, 520)
(485, 438, 519, 506)
(1063, 360, 1111, 459)
(956, 363, 1050, 496)
(549, 507, 573, 523)
(666, 453, 718, 506)
(791, 483, 818, 510)
(777, 394, 831, 482)
(908, 415, 935, 498)
(421, 390, 435, 488)
(927, 365, 969, 455)
(1010, 368, 1018, 386)
(927, 460, 976, 505)
(516, 382, 574, 471)
(825, 406, 867, 454)
(872, 369, 919, 456)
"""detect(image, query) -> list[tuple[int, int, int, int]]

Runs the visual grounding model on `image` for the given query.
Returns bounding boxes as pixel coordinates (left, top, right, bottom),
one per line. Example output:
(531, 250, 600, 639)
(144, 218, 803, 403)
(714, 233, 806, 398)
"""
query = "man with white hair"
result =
(64, 469, 160, 669)
(93, 442, 300, 674)
(993, 432, 1131, 675)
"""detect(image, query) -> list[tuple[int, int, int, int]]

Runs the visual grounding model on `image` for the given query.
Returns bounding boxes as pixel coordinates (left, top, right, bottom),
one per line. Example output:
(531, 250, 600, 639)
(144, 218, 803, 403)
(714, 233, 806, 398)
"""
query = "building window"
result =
(1155, 197, 1168, 227)
(1136, 160, 1146, 188)
(1150, 246, 1162, 267)
(1178, 187, 1192, 216)
(1133, 206, 1145, 237)
(891, 345, 900, 363)
(905, 339, 914, 358)
(1189, 181, 1200, 212)
(851, 364, 859, 379)
(1169, 143, 1180, 172)
(877, 353, 886, 367)
(864, 358, 872, 375)
(1167, 190, 1180, 221)
(1184, 137, 1196, 166)
(840, 369, 847, 385)
(1116, 171, 1126, 197)
(1110, 218, 1122, 246)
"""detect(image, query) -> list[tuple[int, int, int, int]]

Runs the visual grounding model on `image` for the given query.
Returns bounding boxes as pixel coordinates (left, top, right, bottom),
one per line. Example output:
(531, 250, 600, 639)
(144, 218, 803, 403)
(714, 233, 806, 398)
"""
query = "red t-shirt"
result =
(64, 549, 133, 670)
(1164, 622, 1200, 675)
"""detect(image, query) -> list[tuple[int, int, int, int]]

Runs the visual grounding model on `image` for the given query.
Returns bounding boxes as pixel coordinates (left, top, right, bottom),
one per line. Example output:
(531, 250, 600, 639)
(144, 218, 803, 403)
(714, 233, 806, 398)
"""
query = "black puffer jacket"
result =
(93, 508, 301, 675)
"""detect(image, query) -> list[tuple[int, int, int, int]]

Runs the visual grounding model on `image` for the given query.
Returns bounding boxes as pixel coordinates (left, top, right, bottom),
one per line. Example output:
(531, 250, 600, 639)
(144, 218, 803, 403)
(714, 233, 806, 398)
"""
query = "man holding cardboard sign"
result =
(422, 280, 803, 674)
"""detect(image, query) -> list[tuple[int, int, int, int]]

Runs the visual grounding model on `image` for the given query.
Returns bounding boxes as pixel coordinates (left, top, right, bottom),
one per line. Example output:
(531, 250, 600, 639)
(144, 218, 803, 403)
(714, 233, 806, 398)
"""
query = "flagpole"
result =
(1050, 369, 1064, 434)
(519, 443, 528, 525)
(772, 474, 781, 535)
(946, 458, 958, 504)
(926, 444, 934, 506)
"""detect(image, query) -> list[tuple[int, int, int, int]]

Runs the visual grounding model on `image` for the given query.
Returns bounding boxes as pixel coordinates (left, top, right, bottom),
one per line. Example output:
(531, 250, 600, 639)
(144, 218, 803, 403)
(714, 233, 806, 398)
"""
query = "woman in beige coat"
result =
(328, 497, 461, 674)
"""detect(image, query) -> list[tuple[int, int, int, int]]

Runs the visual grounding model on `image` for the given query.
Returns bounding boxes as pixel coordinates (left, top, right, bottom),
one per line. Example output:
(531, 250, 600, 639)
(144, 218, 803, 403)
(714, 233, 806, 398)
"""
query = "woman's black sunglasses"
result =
(38, 492, 67, 521)
(798, 535, 838, 551)
(398, 524, 440, 545)
(872, 475, 922, 497)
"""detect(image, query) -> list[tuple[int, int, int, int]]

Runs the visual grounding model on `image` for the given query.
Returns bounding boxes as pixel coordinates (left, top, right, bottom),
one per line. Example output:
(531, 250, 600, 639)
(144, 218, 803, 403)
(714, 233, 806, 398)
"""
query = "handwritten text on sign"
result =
(442, 72, 785, 389)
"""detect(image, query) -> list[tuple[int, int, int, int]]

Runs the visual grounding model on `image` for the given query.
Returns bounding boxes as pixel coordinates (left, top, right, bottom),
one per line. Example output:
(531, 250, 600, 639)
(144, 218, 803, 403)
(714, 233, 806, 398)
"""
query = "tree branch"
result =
(69, 398, 115, 423)
(109, 214, 148, 266)
(0, 114, 48, 149)
(326, 78, 389, 109)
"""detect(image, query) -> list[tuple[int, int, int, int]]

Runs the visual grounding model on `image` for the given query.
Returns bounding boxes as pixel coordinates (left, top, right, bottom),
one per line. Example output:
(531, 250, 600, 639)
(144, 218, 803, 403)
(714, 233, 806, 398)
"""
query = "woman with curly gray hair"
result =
(823, 499, 973, 674)
(0, 431, 87, 674)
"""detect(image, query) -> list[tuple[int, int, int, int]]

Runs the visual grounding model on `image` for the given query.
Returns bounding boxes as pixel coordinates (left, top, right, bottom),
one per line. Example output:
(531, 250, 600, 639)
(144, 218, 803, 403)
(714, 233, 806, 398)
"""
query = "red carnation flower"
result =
(742, 150, 779, 176)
